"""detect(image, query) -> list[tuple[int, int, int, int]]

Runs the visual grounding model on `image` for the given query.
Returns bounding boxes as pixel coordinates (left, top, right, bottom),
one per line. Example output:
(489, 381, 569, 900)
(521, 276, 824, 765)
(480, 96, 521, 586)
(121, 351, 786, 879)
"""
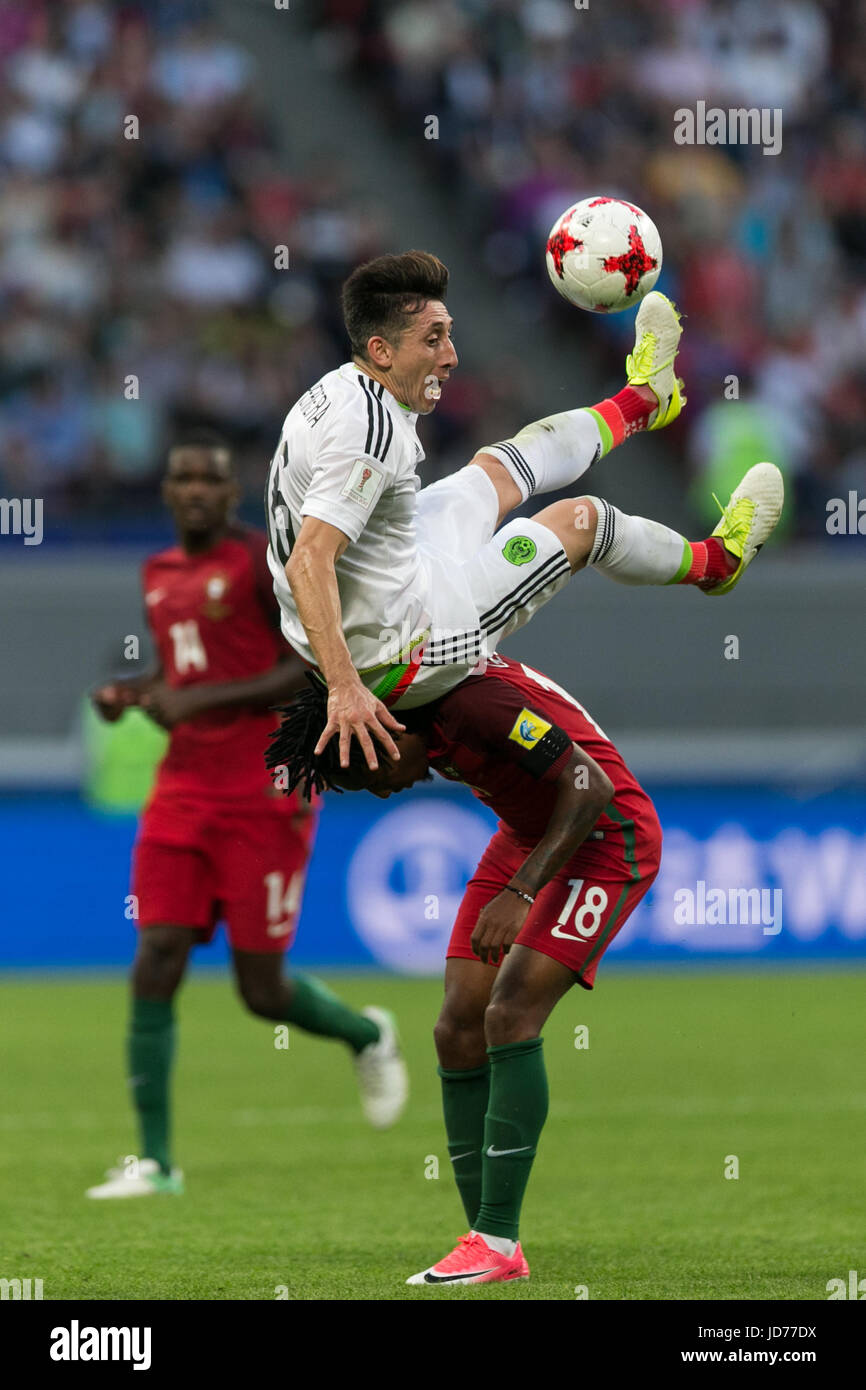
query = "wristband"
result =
(505, 884, 535, 906)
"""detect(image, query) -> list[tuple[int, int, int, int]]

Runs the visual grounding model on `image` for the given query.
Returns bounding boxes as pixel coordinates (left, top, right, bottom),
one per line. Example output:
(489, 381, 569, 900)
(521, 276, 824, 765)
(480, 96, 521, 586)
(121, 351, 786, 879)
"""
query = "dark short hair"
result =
(266, 674, 436, 800)
(341, 250, 449, 359)
(167, 428, 234, 472)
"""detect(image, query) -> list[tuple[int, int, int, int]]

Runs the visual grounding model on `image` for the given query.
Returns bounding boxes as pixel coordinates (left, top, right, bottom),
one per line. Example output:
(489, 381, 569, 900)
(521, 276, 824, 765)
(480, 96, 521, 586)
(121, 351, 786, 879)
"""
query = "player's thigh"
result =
(215, 803, 316, 954)
(484, 944, 577, 1045)
(132, 815, 215, 937)
(461, 517, 573, 655)
(415, 464, 500, 563)
(445, 828, 518, 971)
(518, 853, 658, 991)
(435, 956, 496, 1062)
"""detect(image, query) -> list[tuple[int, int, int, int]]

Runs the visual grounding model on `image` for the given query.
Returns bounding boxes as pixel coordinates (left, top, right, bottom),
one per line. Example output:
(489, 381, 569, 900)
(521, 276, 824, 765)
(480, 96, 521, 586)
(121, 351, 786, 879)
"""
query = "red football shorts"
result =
(132, 794, 318, 954)
(447, 810, 662, 988)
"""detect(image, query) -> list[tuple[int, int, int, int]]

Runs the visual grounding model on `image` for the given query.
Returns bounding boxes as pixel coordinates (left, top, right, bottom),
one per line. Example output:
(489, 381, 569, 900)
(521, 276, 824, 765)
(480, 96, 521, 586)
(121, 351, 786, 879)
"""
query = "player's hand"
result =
(139, 680, 205, 730)
(471, 890, 532, 966)
(315, 677, 406, 771)
(91, 682, 138, 722)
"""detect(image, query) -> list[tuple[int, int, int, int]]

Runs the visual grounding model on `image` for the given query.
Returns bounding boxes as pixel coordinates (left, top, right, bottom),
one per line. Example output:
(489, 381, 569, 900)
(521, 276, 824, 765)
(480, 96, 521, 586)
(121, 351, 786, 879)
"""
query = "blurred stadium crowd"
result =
(1, 0, 864, 540)
(322, 0, 866, 539)
(0, 0, 393, 521)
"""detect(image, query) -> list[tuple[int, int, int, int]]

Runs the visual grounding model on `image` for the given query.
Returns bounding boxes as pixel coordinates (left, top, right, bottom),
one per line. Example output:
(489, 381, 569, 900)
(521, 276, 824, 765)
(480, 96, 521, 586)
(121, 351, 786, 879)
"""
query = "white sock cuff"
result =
(478, 441, 534, 503)
(585, 496, 619, 566)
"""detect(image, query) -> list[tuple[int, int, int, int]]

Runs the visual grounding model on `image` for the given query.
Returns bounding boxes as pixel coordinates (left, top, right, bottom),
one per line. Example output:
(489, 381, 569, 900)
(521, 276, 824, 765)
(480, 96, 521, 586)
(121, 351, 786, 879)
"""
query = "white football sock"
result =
(479, 409, 604, 502)
(476, 1231, 518, 1258)
(587, 496, 688, 585)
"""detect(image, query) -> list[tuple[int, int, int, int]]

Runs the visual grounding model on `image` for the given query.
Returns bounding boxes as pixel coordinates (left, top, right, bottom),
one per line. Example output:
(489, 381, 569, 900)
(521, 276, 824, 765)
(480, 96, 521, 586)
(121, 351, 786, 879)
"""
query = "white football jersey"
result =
(266, 362, 433, 676)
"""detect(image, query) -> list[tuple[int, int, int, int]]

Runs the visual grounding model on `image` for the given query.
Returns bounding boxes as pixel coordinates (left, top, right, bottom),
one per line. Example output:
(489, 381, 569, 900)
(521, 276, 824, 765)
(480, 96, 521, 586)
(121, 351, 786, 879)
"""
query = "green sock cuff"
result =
(438, 1063, 491, 1083)
(665, 536, 694, 584)
(486, 1037, 543, 1063)
(131, 997, 174, 1031)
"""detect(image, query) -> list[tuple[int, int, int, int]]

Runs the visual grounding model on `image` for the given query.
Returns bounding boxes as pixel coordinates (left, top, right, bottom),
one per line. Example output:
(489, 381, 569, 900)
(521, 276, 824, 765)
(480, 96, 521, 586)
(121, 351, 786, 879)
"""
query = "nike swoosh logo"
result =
(486, 1144, 532, 1158)
(423, 1268, 497, 1284)
(128, 1075, 146, 1087)
(449, 1151, 474, 1163)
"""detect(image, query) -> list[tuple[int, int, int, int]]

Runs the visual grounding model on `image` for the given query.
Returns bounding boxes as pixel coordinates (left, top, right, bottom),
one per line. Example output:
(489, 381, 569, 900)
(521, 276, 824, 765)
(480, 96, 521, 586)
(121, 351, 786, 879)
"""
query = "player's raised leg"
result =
(581, 461, 784, 592)
(231, 950, 408, 1129)
(86, 924, 190, 1198)
(469, 292, 685, 527)
(462, 461, 784, 668)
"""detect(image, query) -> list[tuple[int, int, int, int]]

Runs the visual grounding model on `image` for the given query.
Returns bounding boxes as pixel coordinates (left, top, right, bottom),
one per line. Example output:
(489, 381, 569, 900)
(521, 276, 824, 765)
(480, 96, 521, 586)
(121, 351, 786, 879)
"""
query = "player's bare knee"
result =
(534, 496, 598, 572)
(469, 452, 522, 522)
(237, 980, 285, 1020)
(132, 926, 189, 995)
(483, 994, 541, 1048)
(434, 1009, 486, 1070)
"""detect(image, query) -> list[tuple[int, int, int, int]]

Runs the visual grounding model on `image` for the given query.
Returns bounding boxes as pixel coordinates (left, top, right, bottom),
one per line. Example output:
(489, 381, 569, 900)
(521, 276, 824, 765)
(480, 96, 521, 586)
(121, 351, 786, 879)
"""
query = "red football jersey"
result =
(142, 524, 297, 804)
(425, 654, 658, 854)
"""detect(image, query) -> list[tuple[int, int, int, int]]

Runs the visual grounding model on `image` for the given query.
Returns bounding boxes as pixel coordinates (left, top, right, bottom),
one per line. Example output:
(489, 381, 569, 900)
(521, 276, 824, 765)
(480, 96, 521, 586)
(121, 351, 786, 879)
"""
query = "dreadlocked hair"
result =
(266, 672, 370, 799)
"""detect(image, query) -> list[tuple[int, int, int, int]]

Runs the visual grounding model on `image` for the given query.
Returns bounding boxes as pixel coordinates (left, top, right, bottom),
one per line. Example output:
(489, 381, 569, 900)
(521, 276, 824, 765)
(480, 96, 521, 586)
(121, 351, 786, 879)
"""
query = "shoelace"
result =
(627, 329, 678, 377)
(711, 492, 755, 547)
(440, 1233, 486, 1272)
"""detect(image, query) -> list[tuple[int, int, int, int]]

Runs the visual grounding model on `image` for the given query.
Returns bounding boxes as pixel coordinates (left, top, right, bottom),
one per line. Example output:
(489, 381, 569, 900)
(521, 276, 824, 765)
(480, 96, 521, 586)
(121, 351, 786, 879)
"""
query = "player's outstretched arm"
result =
(471, 746, 614, 965)
(90, 669, 162, 722)
(286, 516, 404, 771)
(137, 655, 309, 730)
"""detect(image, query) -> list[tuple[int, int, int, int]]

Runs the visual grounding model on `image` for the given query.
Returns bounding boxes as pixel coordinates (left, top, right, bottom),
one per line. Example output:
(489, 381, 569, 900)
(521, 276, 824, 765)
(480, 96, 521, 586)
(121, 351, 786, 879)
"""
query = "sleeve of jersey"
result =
(299, 396, 396, 544)
(441, 681, 574, 781)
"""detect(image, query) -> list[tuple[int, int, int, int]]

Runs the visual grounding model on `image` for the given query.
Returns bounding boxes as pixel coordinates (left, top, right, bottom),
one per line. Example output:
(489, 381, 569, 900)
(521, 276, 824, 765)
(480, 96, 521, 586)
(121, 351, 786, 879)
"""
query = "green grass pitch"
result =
(2, 967, 863, 1301)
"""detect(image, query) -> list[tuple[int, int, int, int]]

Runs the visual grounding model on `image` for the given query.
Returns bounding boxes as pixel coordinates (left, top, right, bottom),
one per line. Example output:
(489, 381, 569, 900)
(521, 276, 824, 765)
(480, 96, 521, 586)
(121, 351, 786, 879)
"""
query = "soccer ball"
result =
(545, 196, 662, 314)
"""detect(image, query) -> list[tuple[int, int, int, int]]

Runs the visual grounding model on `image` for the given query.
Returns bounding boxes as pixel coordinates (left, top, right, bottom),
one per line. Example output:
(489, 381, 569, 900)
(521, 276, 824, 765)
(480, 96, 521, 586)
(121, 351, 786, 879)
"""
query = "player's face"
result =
(163, 448, 239, 540)
(331, 732, 433, 798)
(385, 300, 457, 414)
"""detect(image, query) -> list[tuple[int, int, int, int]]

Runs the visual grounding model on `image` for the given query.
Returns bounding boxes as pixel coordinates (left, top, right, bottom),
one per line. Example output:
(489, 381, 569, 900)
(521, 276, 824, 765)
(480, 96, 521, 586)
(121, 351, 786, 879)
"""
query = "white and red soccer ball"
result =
(545, 196, 662, 313)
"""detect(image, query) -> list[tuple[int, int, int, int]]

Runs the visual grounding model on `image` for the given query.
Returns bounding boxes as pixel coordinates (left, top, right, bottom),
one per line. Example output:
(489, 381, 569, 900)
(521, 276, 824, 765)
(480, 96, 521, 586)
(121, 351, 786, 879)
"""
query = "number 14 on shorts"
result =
(551, 879, 609, 941)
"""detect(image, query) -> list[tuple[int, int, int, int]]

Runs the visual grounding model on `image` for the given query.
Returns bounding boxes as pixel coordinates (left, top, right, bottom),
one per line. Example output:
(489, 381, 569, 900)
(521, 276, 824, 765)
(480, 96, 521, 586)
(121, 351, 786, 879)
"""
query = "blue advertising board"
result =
(1, 782, 865, 971)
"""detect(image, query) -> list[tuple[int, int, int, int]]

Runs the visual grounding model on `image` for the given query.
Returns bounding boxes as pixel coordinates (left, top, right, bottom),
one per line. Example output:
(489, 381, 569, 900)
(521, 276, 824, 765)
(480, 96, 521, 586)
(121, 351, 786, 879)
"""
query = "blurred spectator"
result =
(317, 0, 866, 541)
(3, 0, 864, 542)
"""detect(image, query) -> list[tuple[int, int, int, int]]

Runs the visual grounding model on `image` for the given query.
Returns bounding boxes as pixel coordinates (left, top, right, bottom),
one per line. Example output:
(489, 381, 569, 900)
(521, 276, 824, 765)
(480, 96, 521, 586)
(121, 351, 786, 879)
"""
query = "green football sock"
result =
(439, 1063, 491, 1226)
(285, 974, 378, 1054)
(474, 1037, 549, 1240)
(127, 996, 175, 1175)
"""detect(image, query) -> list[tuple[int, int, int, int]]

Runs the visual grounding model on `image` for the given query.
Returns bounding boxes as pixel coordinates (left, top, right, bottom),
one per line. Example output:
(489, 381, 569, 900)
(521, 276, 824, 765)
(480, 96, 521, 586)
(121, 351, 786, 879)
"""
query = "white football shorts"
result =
(362, 465, 572, 707)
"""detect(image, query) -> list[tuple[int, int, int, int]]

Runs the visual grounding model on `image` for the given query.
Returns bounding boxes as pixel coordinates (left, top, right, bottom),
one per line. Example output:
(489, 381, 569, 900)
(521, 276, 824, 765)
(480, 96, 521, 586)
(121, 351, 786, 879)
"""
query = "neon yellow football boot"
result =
(626, 291, 686, 429)
(702, 461, 784, 596)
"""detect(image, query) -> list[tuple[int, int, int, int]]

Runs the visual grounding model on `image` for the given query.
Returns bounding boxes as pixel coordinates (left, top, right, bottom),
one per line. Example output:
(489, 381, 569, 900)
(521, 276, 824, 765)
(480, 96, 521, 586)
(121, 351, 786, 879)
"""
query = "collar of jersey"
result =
(345, 362, 418, 426)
